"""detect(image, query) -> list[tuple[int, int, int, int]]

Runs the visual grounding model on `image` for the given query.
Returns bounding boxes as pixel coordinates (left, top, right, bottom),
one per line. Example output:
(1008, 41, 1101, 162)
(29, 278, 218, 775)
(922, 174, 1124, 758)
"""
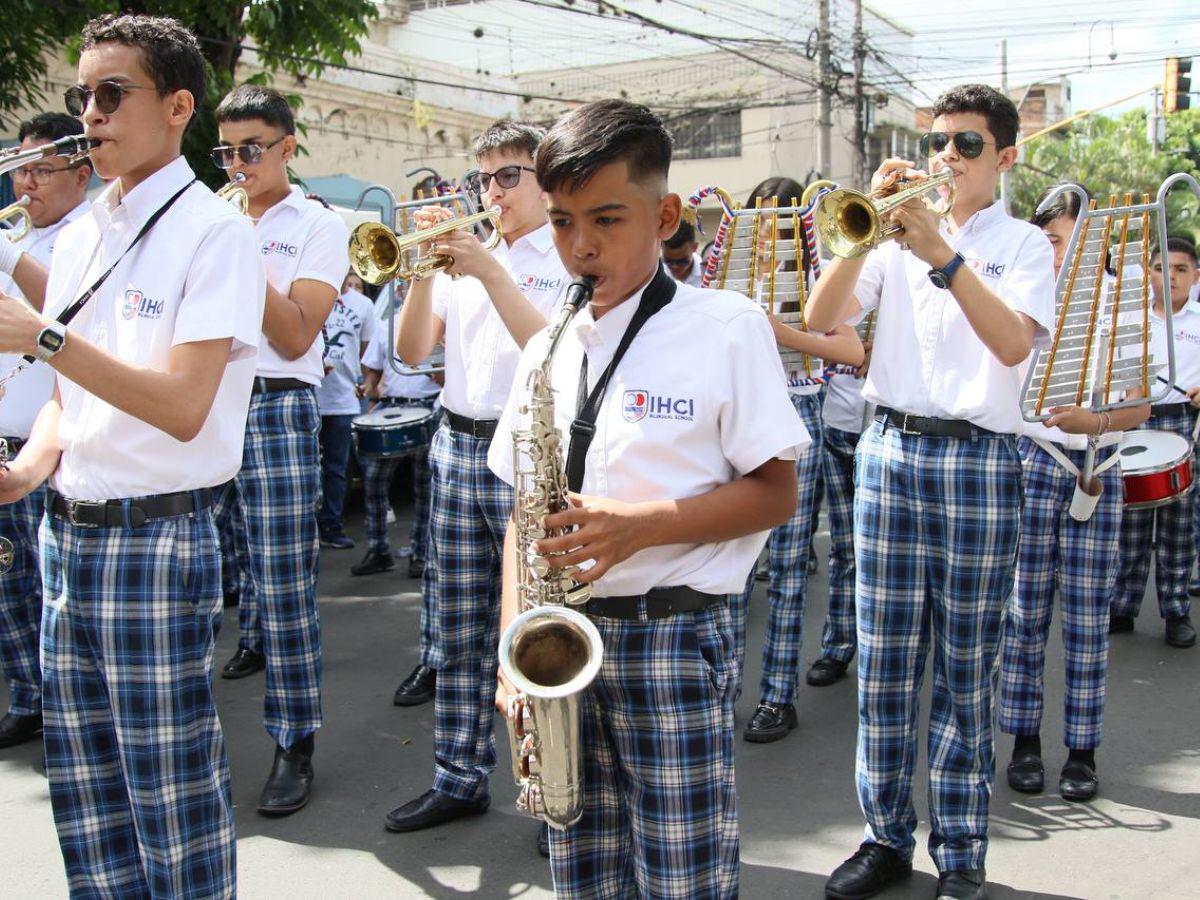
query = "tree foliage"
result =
(1011, 109, 1200, 240)
(1, 1, 377, 187)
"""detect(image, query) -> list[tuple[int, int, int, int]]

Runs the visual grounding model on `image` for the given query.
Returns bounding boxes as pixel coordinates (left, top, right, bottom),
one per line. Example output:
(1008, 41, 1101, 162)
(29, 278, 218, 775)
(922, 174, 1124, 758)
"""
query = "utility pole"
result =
(1150, 87, 1162, 153)
(852, 0, 866, 188)
(817, 0, 832, 179)
(999, 39, 1011, 213)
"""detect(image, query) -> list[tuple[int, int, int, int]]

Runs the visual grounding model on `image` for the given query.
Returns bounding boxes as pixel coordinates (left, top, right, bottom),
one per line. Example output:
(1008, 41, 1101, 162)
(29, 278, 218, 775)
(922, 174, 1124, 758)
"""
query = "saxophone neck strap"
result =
(566, 266, 676, 493)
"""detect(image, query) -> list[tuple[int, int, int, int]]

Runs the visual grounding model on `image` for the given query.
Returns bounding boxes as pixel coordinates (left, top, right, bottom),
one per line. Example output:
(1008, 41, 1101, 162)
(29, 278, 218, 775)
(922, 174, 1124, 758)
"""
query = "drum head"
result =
(353, 406, 433, 428)
(1119, 430, 1191, 472)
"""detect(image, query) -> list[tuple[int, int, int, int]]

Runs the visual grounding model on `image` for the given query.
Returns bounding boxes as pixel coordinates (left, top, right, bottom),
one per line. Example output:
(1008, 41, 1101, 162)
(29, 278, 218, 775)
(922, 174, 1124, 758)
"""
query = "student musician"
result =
(999, 186, 1150, 806)
(211, 84, 350, 814)
(806, 84, 1055, 900)
(661, 218, 704, 286)
(0, 113, 91, 751)
(1110, 236, 1200, 649)
(0, 14, 264, 895)
(491, 98, 808, 899)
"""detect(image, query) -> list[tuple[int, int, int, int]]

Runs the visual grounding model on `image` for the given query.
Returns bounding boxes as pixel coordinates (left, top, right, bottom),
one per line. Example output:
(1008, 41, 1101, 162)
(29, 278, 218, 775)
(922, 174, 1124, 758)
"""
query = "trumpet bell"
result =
(816, 170, 957, 259)
(1, 196, 32, 244)
(349, 222, 402, 286)
(348, 208, 502, 286)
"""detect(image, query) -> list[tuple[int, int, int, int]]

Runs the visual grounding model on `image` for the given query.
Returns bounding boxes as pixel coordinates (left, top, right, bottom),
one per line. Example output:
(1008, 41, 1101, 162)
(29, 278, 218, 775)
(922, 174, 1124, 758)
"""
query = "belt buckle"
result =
(66, 499, 103, 528)
(473, 420, 490, 439)
(899, 413, 922, 436)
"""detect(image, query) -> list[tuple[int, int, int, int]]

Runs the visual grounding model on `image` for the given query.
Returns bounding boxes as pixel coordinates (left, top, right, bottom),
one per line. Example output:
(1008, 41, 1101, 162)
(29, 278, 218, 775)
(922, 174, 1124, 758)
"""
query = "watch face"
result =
(40, 331, 63, 351)
(929, 272, 948, 290)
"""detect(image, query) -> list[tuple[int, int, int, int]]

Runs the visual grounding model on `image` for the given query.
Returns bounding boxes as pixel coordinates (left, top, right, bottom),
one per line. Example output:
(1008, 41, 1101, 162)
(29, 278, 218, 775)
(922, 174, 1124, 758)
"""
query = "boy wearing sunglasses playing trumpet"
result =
(209, 84, 349, 817)
(807, 84, 1056, 900)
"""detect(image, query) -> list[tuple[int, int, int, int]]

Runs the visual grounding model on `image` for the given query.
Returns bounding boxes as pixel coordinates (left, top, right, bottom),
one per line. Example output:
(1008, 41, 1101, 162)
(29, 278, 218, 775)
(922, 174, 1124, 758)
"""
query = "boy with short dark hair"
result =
(807, 83, 1056, 900)
(0, 14, 264, 895)
(490, 98, 808, 898)
(661, 218, 702, 285)
(1110, 237, 1200, 649)
(211, 83, 350, 814)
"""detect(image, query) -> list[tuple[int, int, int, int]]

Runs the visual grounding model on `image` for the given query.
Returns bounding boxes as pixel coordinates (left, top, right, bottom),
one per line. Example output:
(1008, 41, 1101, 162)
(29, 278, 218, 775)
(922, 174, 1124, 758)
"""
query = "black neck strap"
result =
(25, 179, 196, 363)
(566, 266, 676, 492)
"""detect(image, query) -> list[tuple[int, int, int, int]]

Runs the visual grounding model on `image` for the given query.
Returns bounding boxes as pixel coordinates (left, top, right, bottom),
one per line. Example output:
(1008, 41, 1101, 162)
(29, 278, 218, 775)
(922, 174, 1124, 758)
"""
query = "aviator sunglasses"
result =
(64, 80, 153, 117)
(918, 130, 993, 160)
(210, 136, 287, 169)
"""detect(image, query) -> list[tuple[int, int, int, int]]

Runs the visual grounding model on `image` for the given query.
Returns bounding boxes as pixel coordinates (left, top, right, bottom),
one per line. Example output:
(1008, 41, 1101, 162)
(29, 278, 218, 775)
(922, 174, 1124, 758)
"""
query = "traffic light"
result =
(1164, 56, 1192, 114)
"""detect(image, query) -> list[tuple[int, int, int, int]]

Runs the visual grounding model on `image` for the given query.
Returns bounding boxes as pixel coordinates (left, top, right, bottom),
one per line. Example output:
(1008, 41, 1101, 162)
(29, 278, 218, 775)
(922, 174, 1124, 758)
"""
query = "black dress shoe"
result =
(537, 822, 550, 858)
(0, 711, 43, 749)
(384, 788, 489, 832)
(221, 647, 266, 680)
(1165, 614, 1196, 648)
(1109, 614, 1134, 634)
(392, 665, 436, 707)
(806, 657, 849, 687)
(351, 548, 395, 576)
(936, 869, 986, 900)
(407, 556, 426, 579)
(825, 841, 912, 899)
(743, 702, 797, 743)
(1059, 760, 1099, 802)
(257, 736, 314, 816)
(319, 530, 356, 550)
(1006, 751, 1044, 794)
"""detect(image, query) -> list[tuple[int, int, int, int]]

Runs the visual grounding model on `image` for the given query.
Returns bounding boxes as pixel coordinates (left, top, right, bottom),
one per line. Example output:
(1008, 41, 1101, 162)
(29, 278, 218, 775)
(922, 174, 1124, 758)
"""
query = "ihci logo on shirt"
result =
(622, 389, 694, 423)
(261, 239, 298, 257)
(519, 273, 563, 292)
(120, 289, 164, 321)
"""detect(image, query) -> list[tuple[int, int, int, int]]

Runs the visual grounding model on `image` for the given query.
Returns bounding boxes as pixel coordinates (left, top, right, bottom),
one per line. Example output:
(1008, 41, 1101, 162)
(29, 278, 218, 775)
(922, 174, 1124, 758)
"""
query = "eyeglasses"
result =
(918, 130, 993, 160)
(10, 162, 86, 185)
(465, 165, 536, 192)
(209, 136, 287, 169)
(63, 81, 152, 117)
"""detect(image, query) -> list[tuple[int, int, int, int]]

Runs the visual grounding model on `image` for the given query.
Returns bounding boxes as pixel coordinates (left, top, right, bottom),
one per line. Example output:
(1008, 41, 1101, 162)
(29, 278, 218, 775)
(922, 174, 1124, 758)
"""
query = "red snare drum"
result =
(1119, 431, 1194, 509)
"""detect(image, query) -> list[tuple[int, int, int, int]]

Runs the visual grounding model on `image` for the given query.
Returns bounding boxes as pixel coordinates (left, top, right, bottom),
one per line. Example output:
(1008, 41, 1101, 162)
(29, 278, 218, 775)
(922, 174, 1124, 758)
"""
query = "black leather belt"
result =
(1151, 402, 1190, 418)
(585, 586, 724, 620)
(252, 377, 313, 395)
(875, 405, 993, 439)
(444, 410, 498, 439)
(47, 487, 213, 528)
(1, 437, 25, 457)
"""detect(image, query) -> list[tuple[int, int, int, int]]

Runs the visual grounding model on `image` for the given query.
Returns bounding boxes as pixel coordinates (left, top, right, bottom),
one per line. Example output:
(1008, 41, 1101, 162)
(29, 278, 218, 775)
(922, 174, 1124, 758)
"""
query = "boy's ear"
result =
(167, 89, 195, 130)
(280, 134, 298, 164)
(996, 144, 1017, 174)
(657, 193, 682, 241)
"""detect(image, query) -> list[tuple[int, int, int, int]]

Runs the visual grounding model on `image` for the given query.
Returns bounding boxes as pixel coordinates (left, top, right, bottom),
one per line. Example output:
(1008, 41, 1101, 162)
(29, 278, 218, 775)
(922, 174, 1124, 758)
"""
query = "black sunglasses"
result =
(64, 80, 152, 117)
(466, 165, 536, 192)
(919, 130, 993, 160)
(210, 136, 287, 169)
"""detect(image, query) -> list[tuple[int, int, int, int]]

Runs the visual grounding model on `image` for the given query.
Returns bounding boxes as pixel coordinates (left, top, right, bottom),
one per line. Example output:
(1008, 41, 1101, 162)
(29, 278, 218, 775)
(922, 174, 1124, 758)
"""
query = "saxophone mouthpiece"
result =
(565, 275, 597, 311)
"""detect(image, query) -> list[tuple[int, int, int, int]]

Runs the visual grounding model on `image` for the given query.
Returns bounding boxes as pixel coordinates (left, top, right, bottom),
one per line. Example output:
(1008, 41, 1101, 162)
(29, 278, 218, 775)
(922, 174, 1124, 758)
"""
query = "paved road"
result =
(2, 505, 1197, 898)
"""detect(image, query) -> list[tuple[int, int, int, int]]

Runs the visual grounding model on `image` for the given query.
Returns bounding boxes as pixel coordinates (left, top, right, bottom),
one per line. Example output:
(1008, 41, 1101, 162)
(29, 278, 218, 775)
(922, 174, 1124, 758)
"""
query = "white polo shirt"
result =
(669, 253, 704, 288)
(0, 199, 89, 439)
(488, 279, 810, 597)
(44, 156, 265, 500)
(255, 186, 349, 385)
(854, 201, 1055, 434)
(431, 222, 566, 419)
(316, 288, 378, 416)
(1151, 299, 1200, 400)
(362, 332, 440, 401)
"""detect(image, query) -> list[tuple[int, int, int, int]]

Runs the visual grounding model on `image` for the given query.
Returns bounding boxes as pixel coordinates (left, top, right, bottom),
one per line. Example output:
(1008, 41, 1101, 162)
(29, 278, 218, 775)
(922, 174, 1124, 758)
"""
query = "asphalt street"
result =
(2, 501, 1197, 899)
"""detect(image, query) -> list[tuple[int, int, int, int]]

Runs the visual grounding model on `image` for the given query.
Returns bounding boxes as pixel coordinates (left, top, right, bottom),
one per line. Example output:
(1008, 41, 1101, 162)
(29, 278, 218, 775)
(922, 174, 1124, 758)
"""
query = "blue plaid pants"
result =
(40, 505, 235, 899)
(1112, 409, 1195, 621)
(214, 480, 244, 601)
(1000, 438, 1120, 750)
(0, 484, 45, 715)
(549, 603, 738, 899)
(818, 426, 859, 664)
(742, 391, 824, 706)
(361, 400, 434, 560)
(212, 388, 323, 749)
(428, 422, 512, 799)
(854, 419, 1021, 872)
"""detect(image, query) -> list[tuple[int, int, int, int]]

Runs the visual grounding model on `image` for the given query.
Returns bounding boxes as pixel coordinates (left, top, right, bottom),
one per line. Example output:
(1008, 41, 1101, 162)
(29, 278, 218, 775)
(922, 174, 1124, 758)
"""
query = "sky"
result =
(393, 0, 1199, 119)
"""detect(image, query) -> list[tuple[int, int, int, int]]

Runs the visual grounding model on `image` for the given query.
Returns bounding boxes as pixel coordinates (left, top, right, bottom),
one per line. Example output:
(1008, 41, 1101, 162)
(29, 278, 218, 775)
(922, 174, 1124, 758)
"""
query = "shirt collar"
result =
(93, 155, 194, 230)
(503, 221, 555, 256)
(573, 272, 653, 349)
(259, 184, 311, 222)
(27, 198, 90, 243)
(943, 199, 1007, 238)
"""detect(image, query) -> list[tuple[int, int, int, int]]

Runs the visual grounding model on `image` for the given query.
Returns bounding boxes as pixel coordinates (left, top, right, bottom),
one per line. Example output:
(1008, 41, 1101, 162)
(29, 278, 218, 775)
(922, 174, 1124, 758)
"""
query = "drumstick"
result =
(1157, 374, 1190, 400)
(1192, 410, 1200, 445)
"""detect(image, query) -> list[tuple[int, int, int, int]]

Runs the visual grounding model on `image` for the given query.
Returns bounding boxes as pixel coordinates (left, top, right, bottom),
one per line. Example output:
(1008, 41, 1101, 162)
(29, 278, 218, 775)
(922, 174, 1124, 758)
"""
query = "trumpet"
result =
(348, 208, 502, 285)
(815, 169, 956, 259)
(0, 196, 31, 243)
(216, 173, 248, 214)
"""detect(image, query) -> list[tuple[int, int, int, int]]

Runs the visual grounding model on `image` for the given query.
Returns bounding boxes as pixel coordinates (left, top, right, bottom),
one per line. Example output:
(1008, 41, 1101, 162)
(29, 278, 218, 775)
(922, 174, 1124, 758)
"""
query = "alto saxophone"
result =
(498, 275, 604, 830)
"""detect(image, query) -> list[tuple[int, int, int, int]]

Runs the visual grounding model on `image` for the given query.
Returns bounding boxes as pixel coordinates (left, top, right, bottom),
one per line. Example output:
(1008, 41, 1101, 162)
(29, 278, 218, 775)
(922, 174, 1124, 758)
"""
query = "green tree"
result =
(1011, 108, 1200, 241)
(0, 1, 377, 187)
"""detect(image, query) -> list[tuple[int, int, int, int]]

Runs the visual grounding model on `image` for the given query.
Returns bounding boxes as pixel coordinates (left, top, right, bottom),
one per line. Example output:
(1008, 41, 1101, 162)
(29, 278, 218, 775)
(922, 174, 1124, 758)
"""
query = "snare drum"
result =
(352, 405, 435, 458)
(1119, 430, 1195, 509)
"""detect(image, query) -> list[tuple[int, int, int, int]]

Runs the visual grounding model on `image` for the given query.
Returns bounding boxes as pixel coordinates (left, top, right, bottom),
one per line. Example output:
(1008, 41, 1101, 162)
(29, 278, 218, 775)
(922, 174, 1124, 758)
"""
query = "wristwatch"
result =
(34, 322, 67, 362)
(928, 252, 965, 290)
